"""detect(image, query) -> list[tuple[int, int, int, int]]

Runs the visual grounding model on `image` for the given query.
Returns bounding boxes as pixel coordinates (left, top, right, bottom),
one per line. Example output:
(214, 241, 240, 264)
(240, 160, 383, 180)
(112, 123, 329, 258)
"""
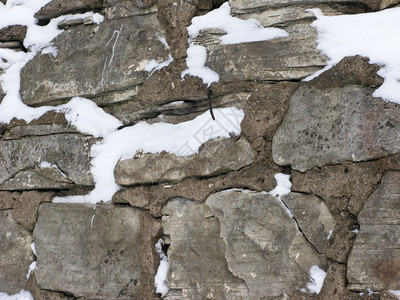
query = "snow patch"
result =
(0, 290, 33, 300)
(53, 107, 244, 204)
(389, 290, 400, 299)
(56, 97, 122, 138)
(182, 2, 288, 86)
(155, 239, 170, 297)
(302, 265, 327, 294)
(268, 173, 291, 200)
(26, 261, 36, 279)
(306, 7, 400, 104)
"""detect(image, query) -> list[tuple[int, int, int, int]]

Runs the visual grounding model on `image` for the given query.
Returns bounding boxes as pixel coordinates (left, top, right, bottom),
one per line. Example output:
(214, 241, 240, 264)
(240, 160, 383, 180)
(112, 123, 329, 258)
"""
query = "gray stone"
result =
(0, 167, 74, 191)
(33, 203, 161, 299)
(200, 22, 327, 82)
(272, 84, 400, 172)
(115, 137, 256, 186)
(0, 41, 22, 49)
(162, 198, 250, 299)
(0, 134, 95, 188)
(20, 14, 170, 107)
(104, 0, 158, 19)
(347, 171, 400, 291)
(282, 193, 335, 254)
(0, 210, 34, 294)
(34, 0, 104, 20)
(380, 0, 400, 8)
(206, 191, 324, 299)
(229, 0, 379, 12)
(0, 25, 27, 42)
(241, 82, 298, 142)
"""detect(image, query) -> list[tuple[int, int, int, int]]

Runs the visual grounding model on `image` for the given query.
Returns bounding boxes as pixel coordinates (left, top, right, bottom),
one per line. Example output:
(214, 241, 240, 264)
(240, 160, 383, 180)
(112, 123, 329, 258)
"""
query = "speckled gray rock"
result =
(0, 134, 95, 188)
(282, 192, 335, 253)
(115, 137, 256, 186)
(20, 14, 170, 106)
(33, 203, 161, 299)
(162, 198, 250, 299)
(33, 0, 104, 20)
(347, 171, 400, 291)
(272, 85, 400, 172)
(206, 191, 324, 299)
(0, 210, 34, 294)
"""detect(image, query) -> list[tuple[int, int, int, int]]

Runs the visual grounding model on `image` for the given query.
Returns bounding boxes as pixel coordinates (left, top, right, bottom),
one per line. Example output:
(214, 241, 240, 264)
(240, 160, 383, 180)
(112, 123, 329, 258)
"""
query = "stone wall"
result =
(1, 0, 400, 299)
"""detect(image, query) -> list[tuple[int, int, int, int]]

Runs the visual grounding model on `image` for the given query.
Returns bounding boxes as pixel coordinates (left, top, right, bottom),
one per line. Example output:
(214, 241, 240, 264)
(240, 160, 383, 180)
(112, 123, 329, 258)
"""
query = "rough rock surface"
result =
(0, 210, 34, 294)
(206, 191, 324, 299)
(0, 25, 27, 43)
(347, 171, 400, 291)
(162, 198, 249, 299)
(241, 82, 298, 142)
(20, 15, 170, 107)
(33, 203, 161, 299)
(0, 134, 95, 188)
(272, 58, 398, 172)
(282, 192, 335, 254)
(34, 0, 104, 20)
(115, 137, 256, 186)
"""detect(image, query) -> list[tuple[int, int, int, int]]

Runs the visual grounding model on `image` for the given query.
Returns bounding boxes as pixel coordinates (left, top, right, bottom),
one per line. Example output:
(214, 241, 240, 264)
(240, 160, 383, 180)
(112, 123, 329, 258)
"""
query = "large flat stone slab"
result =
(347, 171, 400, 291)
(115, 137, 256, 186)
(33, 203, 161, 299)
(20, 14, 169, 106)
(162, 198, 249, 299)
(206, 191, 324, 299)
(0, 134, 95, 188)
(0, 210, 34, 294)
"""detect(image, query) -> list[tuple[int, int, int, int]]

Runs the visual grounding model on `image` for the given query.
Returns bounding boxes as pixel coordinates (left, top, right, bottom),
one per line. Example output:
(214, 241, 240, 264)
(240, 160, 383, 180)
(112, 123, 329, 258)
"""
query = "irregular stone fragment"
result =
(20, 15, 170, 106)
(0, 191, 18, 210)
(33, 203, 160, 299)
(162, 198, 249, 299)
(241, 82, 299, 142)
(0, 210, 34, 294)
(380, 0, 400, 8)
(0, 25, 27, 42)
(105, 0, 158, 19)
(291, 153, 400, 216)
(26, 273, 75, 300)
(201, 22, 327, 82)
(347, 172, 400, 291)
(206, 191, 324, 299)
(115, 137, 256, 186)
(0, 167, 74, 191)
(0, 134, 95, 187)
(157, 0, 198, 59)
(282, 193, 335, 254)
(229, 0, 380, 12)
(34, 0, 104, 20)
(272, 84, 400, 172)
(13, 192, 54, 232)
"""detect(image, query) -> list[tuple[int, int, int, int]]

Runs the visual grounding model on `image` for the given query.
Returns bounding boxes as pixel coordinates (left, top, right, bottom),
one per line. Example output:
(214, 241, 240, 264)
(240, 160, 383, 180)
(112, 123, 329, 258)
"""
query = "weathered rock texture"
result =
(206, 191, 324, 299)
(347, 172, 400, 291)
(33, 203, 161, 299)
(0, 210, 33, 294)
(2, 0, 400, 299)
(115, 137, 256, 185)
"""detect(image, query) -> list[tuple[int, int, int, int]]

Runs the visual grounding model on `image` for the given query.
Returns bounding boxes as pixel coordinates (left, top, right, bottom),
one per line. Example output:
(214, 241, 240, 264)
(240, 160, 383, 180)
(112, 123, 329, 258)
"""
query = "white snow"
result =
(304, 265, 327, 294)
(0, 290, 33, 300)
(145, 36, 173, 75)
(154, 239, 170, 297)
(268, 173, 291, 200)
(327, 228, 334, 240)
(53, 107, 244, 204)
(40, 161, 68, 178)
(389, 290, 400, 299)
(56, 97, 122, 138)
(30, 242, 36, 256)
(306, 7, 400, 104)
(26, 261, 36, 279)
(182, 2, 288, 86)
